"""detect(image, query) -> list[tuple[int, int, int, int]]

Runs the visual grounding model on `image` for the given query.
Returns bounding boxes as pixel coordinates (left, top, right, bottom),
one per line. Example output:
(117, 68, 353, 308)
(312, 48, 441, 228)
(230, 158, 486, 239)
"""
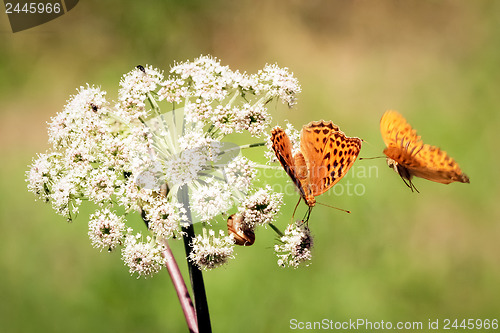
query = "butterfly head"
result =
(304, 194, 316, 207)
(385, 156, 399, 174)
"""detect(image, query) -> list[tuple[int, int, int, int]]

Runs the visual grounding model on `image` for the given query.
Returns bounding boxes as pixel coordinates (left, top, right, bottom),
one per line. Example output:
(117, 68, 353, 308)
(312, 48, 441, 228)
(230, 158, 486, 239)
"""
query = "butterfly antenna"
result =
(359, 156, 386, 160)
(316, 201, 351, 214)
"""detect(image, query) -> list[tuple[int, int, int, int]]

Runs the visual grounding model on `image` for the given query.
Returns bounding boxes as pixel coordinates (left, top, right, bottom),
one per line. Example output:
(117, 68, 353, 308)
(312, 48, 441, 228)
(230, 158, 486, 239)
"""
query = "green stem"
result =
(240, 142, 266, 149)
(269, 222, 284, 238)
(179, 185, 212, 333)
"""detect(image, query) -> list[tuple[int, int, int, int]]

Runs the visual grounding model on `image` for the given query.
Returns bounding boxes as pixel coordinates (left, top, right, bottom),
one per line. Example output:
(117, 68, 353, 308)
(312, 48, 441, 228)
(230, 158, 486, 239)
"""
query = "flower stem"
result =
(180, 185, 212, 333)
(269, 222, 284, 237)
(159, 239, 198, 333)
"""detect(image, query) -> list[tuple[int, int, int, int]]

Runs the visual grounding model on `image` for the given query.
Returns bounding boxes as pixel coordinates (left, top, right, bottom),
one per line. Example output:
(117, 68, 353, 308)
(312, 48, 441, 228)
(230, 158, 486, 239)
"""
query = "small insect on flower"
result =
(189, 229, 235, 270)
(275, 221, 313, 268)
(227, 213, 255, 246)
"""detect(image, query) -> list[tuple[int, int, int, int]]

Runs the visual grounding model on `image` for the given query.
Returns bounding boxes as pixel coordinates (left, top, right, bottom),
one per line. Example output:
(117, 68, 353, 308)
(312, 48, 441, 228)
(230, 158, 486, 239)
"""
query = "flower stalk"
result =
(159, 238, 198, 333)
(180, 184, 212, 333)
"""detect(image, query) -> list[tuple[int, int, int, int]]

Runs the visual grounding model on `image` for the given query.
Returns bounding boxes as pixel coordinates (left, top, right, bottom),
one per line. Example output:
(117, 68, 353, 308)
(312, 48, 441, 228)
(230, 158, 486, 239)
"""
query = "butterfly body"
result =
(380, 110, 470, 191)
(271, 120, 362, 208)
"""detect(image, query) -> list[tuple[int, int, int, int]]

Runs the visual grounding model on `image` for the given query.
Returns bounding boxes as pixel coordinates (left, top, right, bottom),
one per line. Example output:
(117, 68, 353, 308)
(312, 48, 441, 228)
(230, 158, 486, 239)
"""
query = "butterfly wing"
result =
(300, 120, 362, 196)
(380, 110, 423, 152)
(381, 110, 469, 185)
(270, 127, 308, 200)
(409, 144, 470, 184)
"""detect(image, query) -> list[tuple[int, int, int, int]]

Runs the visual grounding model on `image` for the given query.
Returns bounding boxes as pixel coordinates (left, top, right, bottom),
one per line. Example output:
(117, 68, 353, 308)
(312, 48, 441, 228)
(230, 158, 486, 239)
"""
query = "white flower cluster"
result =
(275, 221, 314, 268)
(140, 193, 188, 239)
(238, 186, 284, 228)
(225, 156, 257, 192)
(161, 55, 300, 138)
(191, 179, 233, 222)
(188, 229, 235, 270)
(121, 233, 165, 277)
(28, 85, 152, 222)
(27, 55, 301, 276)
(88, 208, 126, 251)
(257, 64, 301, 107)
(118, 65, 164, 121)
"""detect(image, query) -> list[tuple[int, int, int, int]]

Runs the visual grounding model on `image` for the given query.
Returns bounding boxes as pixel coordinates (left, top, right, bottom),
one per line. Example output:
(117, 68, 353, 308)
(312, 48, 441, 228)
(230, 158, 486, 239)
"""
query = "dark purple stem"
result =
(161, 239, 198, 333)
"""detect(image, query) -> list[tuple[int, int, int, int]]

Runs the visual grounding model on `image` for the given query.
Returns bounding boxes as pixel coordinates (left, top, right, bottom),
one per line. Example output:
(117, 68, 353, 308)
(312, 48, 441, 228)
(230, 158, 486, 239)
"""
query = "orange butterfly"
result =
(380, 110, 470, 192)
(271, 120, 362, 215)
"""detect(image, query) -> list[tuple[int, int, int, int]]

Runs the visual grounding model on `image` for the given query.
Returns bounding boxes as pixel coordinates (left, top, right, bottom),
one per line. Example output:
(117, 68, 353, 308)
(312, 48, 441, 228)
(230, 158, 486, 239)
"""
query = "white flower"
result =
(171, 55, 232, 101)
(118, 65, 164, 120)
(134, 160, 165, 191)
(86, 168, 119, 206)
(88, 208, 126, 251)
(178, 125, 214, 151)
(225, 155, 257, 192)
(284, 122, 301, 155)
(48, 85, 109, 148)
(184, 99, 214, 124)
(210, 105, 234, 135)
(164, 148, 208, 186)
(121, 233, 164, 278)
(275, 221, 313, 268)
(188, 229, 235, 270)
(143, 199, 187, 240)
(239, 186, 283, 228)
(26, 152, 64, 203)
(257, 64, 301, 107)
(158, 77, 189, 103)
(191, 178, 233, 222)
(234, 103, 270, 137)
(50, 172, 82, 220)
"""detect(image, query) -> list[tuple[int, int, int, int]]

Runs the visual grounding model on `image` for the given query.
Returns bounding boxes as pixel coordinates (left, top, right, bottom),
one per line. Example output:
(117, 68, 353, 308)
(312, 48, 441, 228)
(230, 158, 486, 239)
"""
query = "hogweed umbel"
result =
(27, 55, 314, 332)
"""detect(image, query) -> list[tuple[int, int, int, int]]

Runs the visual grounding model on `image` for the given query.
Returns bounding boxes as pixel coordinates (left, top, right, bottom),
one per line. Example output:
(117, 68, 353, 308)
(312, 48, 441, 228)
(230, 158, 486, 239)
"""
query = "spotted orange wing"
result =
(380, 110, 470, 187)
(300, 120, 362, 197)
(270, 127, 310, 203)
(271, 121, 362, 207)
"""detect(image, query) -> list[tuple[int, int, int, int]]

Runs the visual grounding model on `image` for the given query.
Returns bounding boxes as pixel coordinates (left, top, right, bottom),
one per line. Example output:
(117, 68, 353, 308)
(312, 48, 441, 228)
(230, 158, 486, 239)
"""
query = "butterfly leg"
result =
(303, 206, 313, 223)
(399, 174, 420, 193)
(396, 164, 420, 193)
(291, 197, 301, 222)
(407, 178, 420, 193)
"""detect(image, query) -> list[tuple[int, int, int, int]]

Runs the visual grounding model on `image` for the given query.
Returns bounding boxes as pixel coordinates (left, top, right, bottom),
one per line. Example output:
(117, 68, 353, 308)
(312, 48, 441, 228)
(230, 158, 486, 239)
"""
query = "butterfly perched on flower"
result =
(270, 120, 362, 214)
(380, 110, 470, 192)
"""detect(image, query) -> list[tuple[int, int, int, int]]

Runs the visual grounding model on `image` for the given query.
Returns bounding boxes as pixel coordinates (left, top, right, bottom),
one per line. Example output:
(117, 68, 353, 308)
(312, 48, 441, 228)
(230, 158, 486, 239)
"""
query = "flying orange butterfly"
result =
(271, 120, 362, 218)
(380, 110, 470, 192)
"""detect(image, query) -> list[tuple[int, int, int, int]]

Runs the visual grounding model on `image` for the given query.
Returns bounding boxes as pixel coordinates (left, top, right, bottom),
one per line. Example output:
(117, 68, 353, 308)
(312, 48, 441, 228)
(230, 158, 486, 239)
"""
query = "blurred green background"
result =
(1, 1, 499, 332)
